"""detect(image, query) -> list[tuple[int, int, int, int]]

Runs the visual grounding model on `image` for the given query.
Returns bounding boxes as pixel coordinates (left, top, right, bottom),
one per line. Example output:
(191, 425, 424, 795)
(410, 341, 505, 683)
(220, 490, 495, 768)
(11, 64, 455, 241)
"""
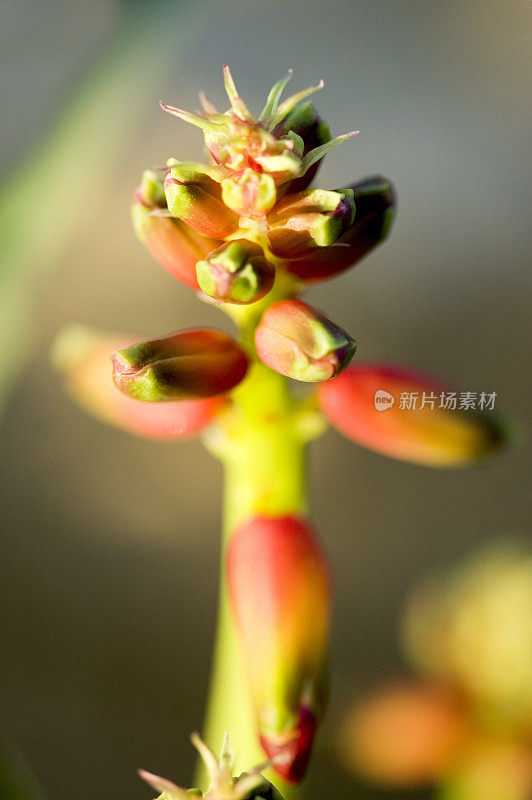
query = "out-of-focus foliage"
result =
(340, 542, 532, 800)
(0, 742, 46, 800)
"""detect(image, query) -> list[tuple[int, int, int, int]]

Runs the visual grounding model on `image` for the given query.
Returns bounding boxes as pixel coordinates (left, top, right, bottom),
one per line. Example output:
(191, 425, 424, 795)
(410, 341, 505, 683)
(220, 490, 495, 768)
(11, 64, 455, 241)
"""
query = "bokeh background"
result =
(1, 1, 530, 798)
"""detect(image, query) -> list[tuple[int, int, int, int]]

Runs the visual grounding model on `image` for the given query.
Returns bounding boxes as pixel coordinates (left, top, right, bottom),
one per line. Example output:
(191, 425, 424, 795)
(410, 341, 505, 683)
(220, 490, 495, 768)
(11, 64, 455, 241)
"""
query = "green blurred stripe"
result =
(0, 0, 198, 412)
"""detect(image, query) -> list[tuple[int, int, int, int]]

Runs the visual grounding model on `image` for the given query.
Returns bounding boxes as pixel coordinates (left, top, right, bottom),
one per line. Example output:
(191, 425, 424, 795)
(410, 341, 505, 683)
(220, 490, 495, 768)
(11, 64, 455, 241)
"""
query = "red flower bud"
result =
(112, 329, 248, 401)
(227, 515, 330, 783)
(255, 299, 356, 382)
(196, 239, 275, 304)
(318, 363, 507, 467)
(52, 327, 223, 440)
(132, 173, 220, 290)
(164, 160, 238, 239)
(282, 176, 395, 282)
(266, 188, 355, 258)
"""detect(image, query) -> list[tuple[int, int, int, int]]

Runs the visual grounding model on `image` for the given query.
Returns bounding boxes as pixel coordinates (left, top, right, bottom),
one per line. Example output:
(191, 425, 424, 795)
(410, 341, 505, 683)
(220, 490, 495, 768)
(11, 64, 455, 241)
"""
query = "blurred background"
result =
(1, 1, 531, 798)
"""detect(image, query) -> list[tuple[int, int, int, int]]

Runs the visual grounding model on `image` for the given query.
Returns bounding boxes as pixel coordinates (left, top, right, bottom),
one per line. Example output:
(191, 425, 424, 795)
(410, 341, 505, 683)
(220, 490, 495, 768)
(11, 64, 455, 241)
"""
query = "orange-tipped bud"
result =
(340, 682, 468, 787)
(132, 170, 221, 290)
(112, 329, 248, 401)
(266, 188, 354, 258)
(283, 176, 395, 282)
(164, 160, 239, 238)
(196, 239, 275, 304)
(227, 515, 330, 783)
(255, 299, 356, 382)
(318, 364, 507, 467)
(52, 327, 224, 440)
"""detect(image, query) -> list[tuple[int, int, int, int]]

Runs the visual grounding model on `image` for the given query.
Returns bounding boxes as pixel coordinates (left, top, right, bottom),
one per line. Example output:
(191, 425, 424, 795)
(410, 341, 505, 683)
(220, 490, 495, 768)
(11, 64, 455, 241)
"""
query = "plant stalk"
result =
(198, 325, 309, 798)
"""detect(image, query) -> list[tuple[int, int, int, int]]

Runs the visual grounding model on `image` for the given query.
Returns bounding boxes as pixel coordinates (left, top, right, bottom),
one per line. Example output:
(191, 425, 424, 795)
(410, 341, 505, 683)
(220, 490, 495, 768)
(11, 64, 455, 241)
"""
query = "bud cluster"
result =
(126, 67, 396, 405)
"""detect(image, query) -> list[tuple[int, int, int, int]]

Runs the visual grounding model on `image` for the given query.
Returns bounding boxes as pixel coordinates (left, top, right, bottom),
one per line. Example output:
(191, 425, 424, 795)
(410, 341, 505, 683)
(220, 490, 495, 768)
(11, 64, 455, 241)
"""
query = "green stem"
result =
(198, 312, 311, 798)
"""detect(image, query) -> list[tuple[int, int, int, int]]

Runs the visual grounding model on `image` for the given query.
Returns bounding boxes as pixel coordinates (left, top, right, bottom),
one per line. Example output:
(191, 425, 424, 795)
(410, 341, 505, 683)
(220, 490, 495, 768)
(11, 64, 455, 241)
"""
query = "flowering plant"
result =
(54, 68, 506, 798)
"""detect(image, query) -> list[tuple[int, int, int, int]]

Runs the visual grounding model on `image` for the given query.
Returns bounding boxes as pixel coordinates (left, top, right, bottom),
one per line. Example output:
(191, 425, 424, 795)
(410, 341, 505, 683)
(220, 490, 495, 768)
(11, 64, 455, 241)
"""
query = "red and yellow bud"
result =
(227, 515, 330, 783)
(283, 176, 395, 282)
(266, 188, 355, 258)
(132, 171, 221, 290)
(255, 299, 356, 382)
(164, 160, 238, 238)
(52, 327, 223, 440)
(340, 682, 468, 787)
(318, 363, 507, 467)
(112, 329, 248, 401)
(196, 239, 275, 305)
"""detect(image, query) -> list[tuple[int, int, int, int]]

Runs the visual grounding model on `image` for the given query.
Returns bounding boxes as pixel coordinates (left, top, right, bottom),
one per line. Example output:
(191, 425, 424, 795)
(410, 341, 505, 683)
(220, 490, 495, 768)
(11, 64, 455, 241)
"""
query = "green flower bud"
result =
(283, 176, 395, 282)
(255, 299, 356, 382)
(164, 160, 238, 238)
(196, 239, 275, 304)
(267, 188, 355, 258)
(132, 171, 221, 290)
(221, 170, 277, 217)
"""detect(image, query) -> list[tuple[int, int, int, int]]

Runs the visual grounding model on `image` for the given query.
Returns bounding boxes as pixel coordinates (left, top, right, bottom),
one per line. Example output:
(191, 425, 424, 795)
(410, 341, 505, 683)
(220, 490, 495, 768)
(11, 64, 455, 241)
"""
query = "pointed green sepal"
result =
(258, 70, 293, 122)
(268, 80, 325, 130)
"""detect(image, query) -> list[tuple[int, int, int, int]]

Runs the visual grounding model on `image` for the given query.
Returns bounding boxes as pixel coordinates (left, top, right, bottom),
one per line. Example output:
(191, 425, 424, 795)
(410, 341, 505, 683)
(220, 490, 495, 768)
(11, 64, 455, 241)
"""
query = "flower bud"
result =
(283, 176, 395, 282)
(132, 171, 221, 290)
(227, 515, 330, 783)
(318, 363, 507, 467)
(272, 102, 331, 194)
(196, 239, 275, 304)
(266, 188, 355, 258)
(255, 300, 356, 382)
(52, 327, 223, 440)
(164, 160, 238, 238)
(112, 329, 248, 401)
(221, 170, 277, 217)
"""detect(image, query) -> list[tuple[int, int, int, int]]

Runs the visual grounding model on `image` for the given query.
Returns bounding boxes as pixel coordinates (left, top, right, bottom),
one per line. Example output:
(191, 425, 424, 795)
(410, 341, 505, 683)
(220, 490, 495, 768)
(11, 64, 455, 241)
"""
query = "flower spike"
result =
(259, 70, 293, 122)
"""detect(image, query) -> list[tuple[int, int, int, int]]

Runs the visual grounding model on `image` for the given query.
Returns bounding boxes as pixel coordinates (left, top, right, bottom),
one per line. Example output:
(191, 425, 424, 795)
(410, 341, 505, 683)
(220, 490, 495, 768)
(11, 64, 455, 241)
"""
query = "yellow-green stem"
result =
(198, 306, 310, 798)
